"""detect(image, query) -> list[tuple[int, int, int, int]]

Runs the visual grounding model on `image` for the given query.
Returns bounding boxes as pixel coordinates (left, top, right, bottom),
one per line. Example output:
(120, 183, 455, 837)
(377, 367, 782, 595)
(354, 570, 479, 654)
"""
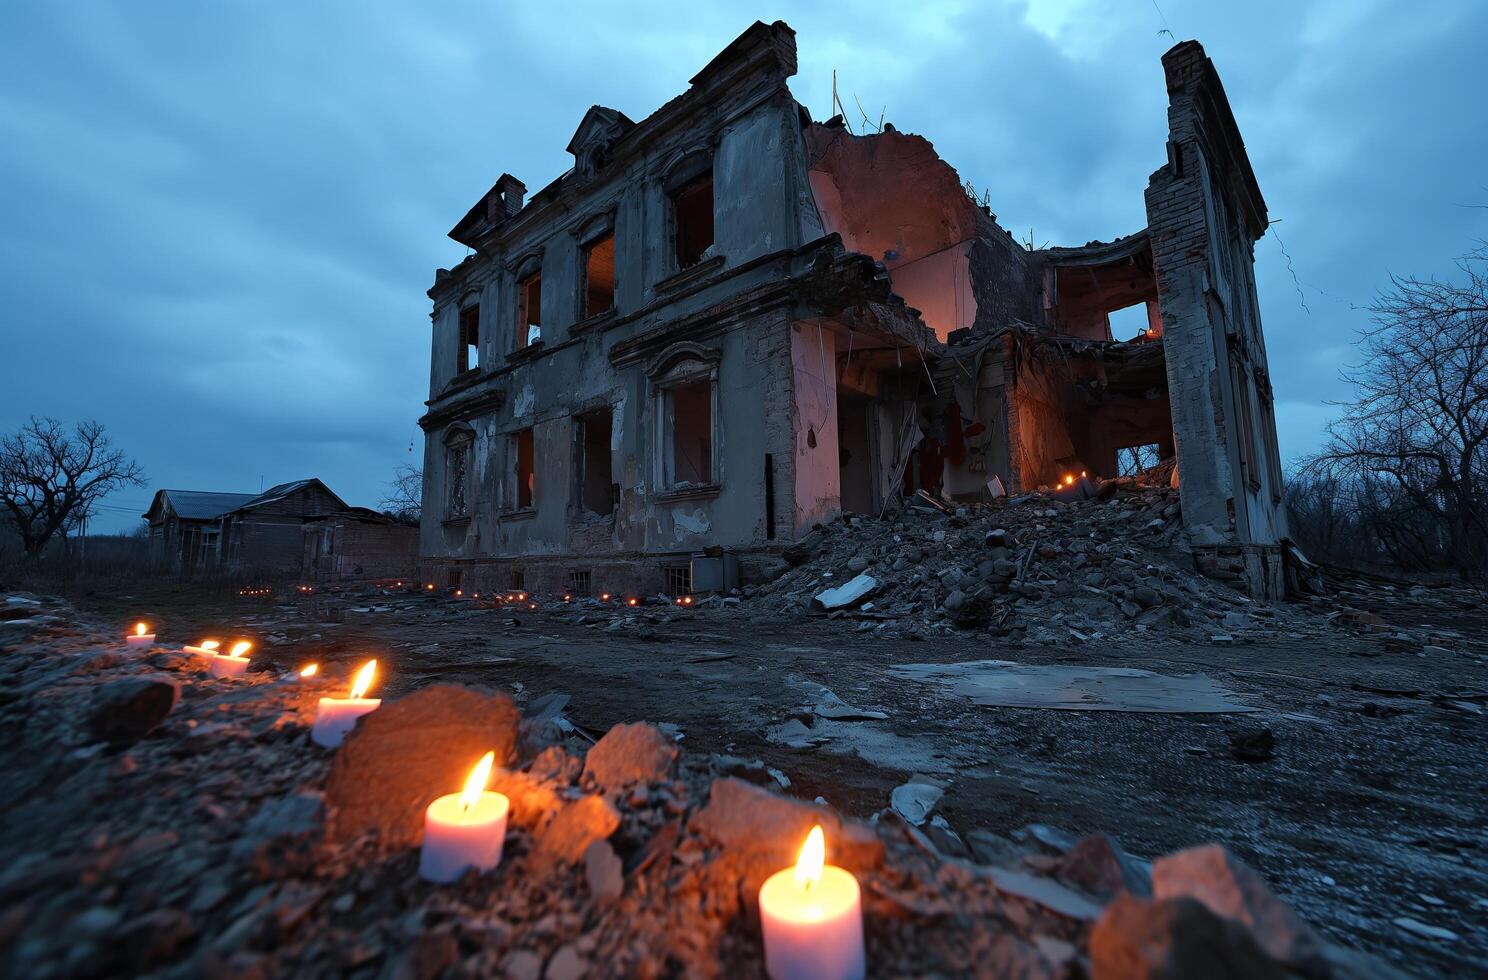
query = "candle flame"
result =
(299, 663, 319, 677)
(1062, 474, 1075, 487)
(134, 622, 147, 636)
(794, 825, 825, 891)
(200, 639, 220, 651)
(349, 659, 377, 699)
(459, 750, 495, 816)
(229, 641, 252, 659)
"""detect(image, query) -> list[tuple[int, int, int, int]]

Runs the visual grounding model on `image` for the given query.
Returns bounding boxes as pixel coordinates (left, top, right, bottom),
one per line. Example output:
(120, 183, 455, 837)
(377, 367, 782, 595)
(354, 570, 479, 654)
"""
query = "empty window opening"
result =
(512, 428, 535, 509)
(1106, 303, 1152, 342)
(568, 569, 591, 596)
(672, 173, 714, 270)
(458, 304, 480, 372)
(575, 410, 614, 516)
(664, 564, 692, 596)
(583, 233, 616, 318)
(448, 568, 462, 588)
(508, 570, 525, 591)
(666, 381, 713, 486)
(1116, 443, 1162, 477)
(518, 272, 542, 347)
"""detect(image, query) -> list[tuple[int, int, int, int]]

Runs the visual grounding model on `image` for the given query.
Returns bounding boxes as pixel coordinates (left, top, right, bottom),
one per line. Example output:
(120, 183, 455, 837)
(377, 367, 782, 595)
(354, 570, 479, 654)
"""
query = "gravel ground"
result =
(56, 571, 1488, 977)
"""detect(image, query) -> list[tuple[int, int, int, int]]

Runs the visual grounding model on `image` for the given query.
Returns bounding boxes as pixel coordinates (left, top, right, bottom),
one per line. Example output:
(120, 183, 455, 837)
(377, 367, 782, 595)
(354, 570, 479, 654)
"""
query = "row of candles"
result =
(233, 581, 702, 610)
(123, 621, 863, 978)
(125, 623, 382, 748)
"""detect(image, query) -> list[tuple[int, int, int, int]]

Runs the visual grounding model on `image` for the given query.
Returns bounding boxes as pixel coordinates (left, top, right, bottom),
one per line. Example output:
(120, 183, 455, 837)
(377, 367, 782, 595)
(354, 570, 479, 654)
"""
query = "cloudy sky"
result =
(2, 1, 1484, 532)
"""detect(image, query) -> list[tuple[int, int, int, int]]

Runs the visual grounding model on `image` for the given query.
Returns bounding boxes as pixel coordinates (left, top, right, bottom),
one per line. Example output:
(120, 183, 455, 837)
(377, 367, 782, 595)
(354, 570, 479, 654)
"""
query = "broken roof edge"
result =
(441, 20, 799, 257)
(1160, 39, 1268, 237)
(1037, 229, 1152, 267)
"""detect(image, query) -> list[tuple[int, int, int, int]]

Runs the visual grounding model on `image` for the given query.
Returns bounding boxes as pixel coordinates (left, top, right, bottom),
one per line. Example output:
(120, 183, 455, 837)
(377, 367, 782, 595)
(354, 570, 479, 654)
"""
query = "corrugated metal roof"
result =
(151, 490, 257, 520)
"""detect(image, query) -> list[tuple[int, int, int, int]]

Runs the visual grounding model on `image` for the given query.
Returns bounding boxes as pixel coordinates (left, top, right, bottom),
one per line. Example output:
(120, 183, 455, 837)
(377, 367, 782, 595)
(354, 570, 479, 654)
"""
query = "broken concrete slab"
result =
(892, 659, 1258, 713)
(889, 778, 943, 826)
(812, 573, 876, 611)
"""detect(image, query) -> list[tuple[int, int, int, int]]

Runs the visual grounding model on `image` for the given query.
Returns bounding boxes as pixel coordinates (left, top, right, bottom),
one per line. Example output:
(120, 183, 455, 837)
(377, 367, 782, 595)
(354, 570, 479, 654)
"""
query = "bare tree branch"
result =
(0, 417, 146, 559)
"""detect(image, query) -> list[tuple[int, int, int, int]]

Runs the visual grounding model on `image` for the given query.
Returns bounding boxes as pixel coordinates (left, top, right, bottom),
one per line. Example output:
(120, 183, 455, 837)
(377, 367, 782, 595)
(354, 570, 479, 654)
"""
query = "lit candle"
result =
(296, 663, 319, 681)
(125, 622, 155, 649)
(759, 826, 865, 980)
(311, 659, 380, 748)
(418, 750, 510, 882)
(208, 641, 252, 678)
(182, 639, 220, 659)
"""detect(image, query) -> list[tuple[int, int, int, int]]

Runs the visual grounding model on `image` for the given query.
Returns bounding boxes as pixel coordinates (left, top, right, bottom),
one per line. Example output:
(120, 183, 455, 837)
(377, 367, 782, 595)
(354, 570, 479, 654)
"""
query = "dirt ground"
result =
(68, 579, 1488, 976)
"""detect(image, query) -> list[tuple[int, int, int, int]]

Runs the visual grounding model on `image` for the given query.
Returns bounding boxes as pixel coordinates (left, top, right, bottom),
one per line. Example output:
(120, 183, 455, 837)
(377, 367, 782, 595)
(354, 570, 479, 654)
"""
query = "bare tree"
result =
(1303, 245, 1488, 578)
(380, 463, 423, 523)
(0, 417, 146, 560)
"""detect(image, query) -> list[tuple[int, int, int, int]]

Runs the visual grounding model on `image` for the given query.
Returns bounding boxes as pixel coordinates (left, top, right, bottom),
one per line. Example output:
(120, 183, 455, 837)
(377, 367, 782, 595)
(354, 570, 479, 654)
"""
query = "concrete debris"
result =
(324, 684, 521, 845)
(582, 721, 680, 792)
(893, 660, 1258, 713)
(812, 573, 877, 610)
(1090, 893, 1277, 979)
(0, 592, 1462, 977)
(890, 778, 944, 825)
(1153, 844, 1327, 975)
(87, 676, 179, 746)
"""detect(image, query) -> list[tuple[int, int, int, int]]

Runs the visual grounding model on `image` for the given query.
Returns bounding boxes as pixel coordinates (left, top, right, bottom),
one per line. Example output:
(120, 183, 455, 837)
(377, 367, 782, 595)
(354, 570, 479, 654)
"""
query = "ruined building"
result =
(418, 22, 1289, 597)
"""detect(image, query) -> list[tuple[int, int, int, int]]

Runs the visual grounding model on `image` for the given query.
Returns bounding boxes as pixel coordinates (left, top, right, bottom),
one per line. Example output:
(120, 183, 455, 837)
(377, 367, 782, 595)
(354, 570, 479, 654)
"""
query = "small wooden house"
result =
(303, 508, 419, 582)
(143, 489, 256, 575)
(220, 479, 347, 576)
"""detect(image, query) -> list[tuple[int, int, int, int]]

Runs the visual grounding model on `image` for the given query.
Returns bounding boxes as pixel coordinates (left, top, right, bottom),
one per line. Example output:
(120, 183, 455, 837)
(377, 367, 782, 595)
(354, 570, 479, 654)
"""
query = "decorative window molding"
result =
(442, 423, 475, 521)
(647, 345, 721, 494)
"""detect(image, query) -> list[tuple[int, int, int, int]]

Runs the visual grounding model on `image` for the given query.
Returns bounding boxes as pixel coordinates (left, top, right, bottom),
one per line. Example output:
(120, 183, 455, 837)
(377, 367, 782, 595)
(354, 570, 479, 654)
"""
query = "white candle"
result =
(182, 639, 220, 660)
(125, 622, 156, 649)
(419, 751, 510, 882)
(759, 826, 865, 980)
(208, 641, 252, 678)
(311, 659, 381, 748)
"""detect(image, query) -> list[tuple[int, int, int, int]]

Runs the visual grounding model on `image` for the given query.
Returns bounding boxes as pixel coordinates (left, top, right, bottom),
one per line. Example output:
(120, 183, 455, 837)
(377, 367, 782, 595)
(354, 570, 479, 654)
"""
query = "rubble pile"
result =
(750, 484, 1271, 642)
(0, 594, 1384, 979)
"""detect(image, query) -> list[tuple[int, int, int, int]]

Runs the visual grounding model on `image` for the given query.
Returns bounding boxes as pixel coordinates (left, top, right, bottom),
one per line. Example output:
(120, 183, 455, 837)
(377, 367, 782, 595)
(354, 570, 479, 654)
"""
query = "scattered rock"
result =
(1228, 726, 1275, 762)
(1054, 833, 1152, 900)
(1090, 893, 1276, 979)
(87, 676, 180, 747)
(534, 795, 620, 864)
(690, 777, 883, 873)
(324, 685, 521, 845)
(890, 779, 943, 826)
(583, 840, 623, 901)
(1393, 916, 1458, 942)
(1153, 844, 1326, 975)
(583, 722, 679, 792)
(529, 745, 582, 784)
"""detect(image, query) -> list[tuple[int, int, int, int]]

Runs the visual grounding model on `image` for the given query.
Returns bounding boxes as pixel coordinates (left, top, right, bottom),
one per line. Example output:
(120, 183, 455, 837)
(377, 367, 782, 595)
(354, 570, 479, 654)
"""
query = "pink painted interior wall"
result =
(790, 322, 841, 530)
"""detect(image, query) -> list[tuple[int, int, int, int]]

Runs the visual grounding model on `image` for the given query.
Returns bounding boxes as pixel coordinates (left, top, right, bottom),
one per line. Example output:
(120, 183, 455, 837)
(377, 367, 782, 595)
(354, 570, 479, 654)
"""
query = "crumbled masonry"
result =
(418, 21, 1291, 600)
(0, 598, 1423, 978)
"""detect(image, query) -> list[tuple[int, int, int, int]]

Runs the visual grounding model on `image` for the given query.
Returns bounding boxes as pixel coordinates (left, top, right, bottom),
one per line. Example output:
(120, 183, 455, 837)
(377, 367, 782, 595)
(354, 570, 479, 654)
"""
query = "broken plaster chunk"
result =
(323, 685, 520, 845)
(691, 777, 883, 873)
(813, 573, 877, 610)
(890, 778, 943, 826)
(1153, 844, 1326, 974)
(1090, 893, 1275, 976)
(534, 794, 620, 864)
(583, 722, 679, 792)
(583, 839, 624, 901)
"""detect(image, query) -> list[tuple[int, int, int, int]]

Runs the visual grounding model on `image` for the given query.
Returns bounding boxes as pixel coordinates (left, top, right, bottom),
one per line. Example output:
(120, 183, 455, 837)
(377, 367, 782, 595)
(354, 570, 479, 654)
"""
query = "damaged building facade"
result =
(418, 22, 1289, 597)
